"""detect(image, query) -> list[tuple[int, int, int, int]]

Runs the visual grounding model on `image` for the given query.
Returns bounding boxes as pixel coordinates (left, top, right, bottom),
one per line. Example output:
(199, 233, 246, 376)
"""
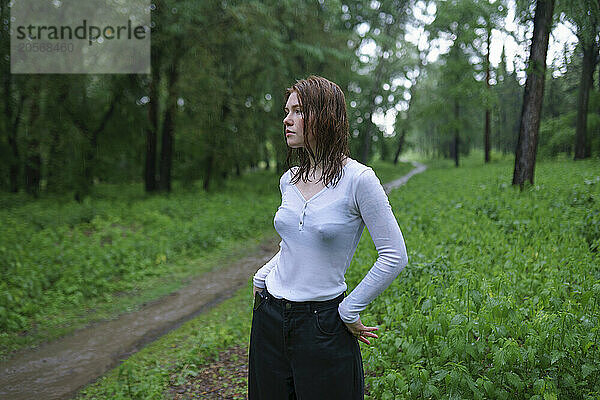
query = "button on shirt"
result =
(253, 158, 408, 324)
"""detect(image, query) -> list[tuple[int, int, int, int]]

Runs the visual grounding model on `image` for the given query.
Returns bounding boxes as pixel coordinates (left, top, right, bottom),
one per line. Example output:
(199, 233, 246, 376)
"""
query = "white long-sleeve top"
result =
(252, 158, 408, 323)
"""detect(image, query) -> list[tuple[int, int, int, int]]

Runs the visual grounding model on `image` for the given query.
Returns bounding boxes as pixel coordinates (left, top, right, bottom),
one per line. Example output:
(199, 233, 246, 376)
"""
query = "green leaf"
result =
(582, 364, 597, 378)
(505, 372, 523, 391)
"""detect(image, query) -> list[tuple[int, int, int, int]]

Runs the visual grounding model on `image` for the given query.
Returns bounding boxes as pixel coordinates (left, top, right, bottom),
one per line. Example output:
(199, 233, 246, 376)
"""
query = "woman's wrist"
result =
(253, 285, 264, 296)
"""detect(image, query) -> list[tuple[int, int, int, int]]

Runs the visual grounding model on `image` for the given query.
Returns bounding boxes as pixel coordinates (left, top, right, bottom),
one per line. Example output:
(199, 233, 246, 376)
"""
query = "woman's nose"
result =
(283, 113, 292, 125)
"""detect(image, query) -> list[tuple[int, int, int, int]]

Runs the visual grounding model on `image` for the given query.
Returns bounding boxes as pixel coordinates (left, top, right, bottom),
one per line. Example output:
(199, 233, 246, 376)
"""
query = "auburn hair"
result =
(284, 75, 351, 188)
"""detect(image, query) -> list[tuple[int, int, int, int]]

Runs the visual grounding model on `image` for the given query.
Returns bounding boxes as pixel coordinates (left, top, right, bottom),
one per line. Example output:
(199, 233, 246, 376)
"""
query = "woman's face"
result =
(283, 91, 315, 149)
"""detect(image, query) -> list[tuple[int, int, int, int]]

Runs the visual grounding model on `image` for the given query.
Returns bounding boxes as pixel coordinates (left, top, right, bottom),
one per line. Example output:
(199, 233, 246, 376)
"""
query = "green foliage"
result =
(352, 158, 600, 398)
(1, 0, 364, 195)
(558, 0, 600, 48)
(0, 170, 280, 350)
(538, 112, 576, 157)
(341, 0, 413, 161)
(409, 0, 508, 162)
(3, 0, 600, 198)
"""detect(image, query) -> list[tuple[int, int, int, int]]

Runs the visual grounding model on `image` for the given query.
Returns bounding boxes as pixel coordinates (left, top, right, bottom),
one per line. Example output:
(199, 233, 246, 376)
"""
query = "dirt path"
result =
(383, 161, 427, 193)
(0, 161, 426, 400)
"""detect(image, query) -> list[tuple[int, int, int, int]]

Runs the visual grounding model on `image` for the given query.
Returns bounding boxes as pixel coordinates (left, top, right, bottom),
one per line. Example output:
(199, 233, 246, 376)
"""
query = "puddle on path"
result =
(0, 236, 280, 400)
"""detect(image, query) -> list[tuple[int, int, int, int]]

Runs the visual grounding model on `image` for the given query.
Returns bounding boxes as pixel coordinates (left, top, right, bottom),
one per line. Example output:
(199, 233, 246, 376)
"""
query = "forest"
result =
(1, 0, 600, 399)
(1, 0, 598, 198)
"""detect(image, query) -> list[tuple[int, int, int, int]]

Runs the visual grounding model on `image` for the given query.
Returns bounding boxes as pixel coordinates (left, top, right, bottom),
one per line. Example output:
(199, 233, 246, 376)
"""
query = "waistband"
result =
(262, 288, 346, 312)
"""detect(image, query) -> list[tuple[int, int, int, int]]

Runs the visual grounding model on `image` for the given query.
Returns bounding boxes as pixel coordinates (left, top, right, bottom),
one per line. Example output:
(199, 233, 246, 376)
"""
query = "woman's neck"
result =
(304, 156, 349, 182)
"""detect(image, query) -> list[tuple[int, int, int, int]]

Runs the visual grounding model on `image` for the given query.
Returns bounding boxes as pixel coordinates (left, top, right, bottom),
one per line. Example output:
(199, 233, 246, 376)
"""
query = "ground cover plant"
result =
(357, 157, 600, 399)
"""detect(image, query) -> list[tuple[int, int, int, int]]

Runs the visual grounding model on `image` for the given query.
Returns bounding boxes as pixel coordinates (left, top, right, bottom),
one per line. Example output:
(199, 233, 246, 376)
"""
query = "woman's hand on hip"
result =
(343, 317, 379, 345)
(253, 285, 264, 297)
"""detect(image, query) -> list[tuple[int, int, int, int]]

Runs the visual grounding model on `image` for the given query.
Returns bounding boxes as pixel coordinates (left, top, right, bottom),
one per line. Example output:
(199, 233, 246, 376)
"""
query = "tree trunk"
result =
(46, 82, 69, 192)
(158, 44, 183, 193)
(68, 87, 121, 201)
(204, 100, 231, 192)
(512, 0, 555, 188)
(485, 26, 492, 163)
(25, 138, 41, 197)
(158, 79, 175, 192)
(46, 126, 61, 190)
(25, 83, 42, 197)
(361, 121, 373, 165)
(1, 0, 13, 192)
(379, 132, 388, 161)
(4, 65, 16, 192)
(574, 38, 597, 160)
(7, 93, 18, 193)
(393, 129, 407, 165)
(596, 56, 600, 158)
(8, 91, 27, 193)
(145, 50, 160, 192)
(203, 152, 213, 192)
(76, 134, 96, 202)
(264, 146, 270, 170)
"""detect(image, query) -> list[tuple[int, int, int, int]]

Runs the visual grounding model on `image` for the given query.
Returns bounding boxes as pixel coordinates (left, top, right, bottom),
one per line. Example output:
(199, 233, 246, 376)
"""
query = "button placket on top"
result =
(299, 202, 307, 231)
(292, 179, 329, 232)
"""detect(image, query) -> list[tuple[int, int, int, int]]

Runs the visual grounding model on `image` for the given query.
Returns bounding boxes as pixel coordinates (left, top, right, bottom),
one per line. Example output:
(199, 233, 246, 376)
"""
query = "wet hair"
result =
(284, 75, 351, 188)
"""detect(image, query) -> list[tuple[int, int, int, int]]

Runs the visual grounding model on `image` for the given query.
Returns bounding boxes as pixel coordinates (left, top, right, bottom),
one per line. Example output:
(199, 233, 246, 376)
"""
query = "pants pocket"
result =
(253, 291, 266, 312)
(314, 306, 344, 336)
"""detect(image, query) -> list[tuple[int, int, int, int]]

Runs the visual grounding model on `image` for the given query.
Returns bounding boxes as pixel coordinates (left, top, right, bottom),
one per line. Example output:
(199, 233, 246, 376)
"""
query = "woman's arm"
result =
(252, 171, 288, 295)
(338, 168, 409, 324)
(252, 247, 281, 294)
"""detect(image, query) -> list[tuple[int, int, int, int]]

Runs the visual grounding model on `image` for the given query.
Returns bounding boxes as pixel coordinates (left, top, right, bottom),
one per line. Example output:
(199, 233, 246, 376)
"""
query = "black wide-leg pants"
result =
(248, 287, 364, 400)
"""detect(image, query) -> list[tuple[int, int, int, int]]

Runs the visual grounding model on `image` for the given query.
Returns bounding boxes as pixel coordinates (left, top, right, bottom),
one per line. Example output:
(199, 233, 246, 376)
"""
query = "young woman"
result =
(248, 75, 408, 399)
